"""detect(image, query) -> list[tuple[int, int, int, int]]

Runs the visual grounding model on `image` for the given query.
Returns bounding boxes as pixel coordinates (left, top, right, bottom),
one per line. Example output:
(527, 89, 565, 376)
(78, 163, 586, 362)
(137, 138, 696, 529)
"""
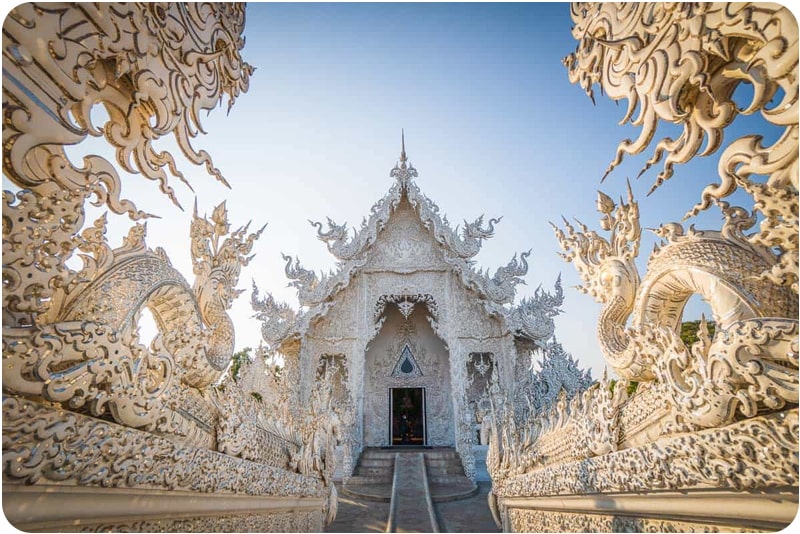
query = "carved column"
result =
(450, 341, 476, 481)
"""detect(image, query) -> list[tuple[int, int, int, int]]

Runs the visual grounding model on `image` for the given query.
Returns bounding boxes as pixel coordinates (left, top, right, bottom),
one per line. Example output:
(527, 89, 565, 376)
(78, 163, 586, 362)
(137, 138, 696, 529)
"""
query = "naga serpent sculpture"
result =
(554, 187, 797, 428)
(2, 3, 261, 437)
(555, 3, 798, 429)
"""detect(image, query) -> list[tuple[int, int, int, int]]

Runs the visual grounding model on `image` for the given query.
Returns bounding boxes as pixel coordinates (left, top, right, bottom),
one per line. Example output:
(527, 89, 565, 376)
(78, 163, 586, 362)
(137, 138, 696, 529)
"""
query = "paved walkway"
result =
(390, 453, 436, 532)
(326, 480, 500, 533)
(435, 482, 500, 533)
(327, 483, 390, 533)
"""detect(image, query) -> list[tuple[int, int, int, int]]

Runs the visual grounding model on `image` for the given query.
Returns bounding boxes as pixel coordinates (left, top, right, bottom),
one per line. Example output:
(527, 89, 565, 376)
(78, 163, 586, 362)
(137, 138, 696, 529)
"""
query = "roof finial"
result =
(390, 129, 418, 186)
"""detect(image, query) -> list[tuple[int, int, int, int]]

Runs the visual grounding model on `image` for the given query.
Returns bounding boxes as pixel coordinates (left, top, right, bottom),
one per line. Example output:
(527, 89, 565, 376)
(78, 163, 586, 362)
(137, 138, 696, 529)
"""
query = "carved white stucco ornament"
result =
(517, 337, 593, 415)
(490, 4, 799, 532)
(3, 4, 335, 531)
(252, 133, 565, 349)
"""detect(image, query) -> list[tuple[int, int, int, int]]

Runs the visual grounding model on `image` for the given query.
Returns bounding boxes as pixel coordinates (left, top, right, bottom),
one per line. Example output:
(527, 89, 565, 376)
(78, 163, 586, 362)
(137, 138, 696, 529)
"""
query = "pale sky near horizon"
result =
(3, 2, 781, 379)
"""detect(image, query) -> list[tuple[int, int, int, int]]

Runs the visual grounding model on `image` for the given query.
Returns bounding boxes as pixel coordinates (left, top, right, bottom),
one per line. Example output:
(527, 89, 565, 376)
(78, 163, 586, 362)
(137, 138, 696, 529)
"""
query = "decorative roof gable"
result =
(287, 138, 529, 307)
(252, 135, 564, 350)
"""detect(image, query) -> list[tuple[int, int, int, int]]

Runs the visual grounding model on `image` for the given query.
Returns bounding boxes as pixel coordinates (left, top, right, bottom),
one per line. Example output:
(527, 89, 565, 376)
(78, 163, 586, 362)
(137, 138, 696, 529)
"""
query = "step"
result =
(426, 465, 466, 476)
(425, 458, 464, 468)
(429, 480, 479, 503)
(360, 453, 397, 461)
(354, 466, 392, 477)
(428, 474, 474, 485)
(344, 448, 478, 511)
(341, 482, 393, 502)
(421, 450, 458, 459)
(346, 474, 392, 485)
(357, 457, 395, 468)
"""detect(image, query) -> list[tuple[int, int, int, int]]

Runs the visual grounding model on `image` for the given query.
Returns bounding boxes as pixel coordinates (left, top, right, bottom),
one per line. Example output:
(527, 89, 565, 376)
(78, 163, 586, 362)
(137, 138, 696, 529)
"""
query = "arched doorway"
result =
(363, 303, 453, 447)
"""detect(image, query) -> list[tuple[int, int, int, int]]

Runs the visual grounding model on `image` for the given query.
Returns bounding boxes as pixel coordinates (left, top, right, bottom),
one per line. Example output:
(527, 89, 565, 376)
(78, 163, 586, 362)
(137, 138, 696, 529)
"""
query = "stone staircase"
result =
(342, 447, 477, 503)
(423, 448, 479, 503)
(424, 448, 467, 483)
(348, 448, 395, 483)
(342, 448, 395, 502)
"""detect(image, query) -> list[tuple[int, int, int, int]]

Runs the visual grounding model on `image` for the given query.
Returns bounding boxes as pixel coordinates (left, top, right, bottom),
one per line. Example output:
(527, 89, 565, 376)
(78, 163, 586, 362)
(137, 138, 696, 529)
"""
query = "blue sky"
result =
(4, 2, 779, 378)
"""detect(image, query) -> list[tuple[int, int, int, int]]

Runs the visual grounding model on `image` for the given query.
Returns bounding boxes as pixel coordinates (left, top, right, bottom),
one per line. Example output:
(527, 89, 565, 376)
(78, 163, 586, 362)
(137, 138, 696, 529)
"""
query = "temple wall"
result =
(1, 2, 338, 531)
(2, 397, 327, 532)
(486, 3, 799, 532)
(492, 407, 798, 532)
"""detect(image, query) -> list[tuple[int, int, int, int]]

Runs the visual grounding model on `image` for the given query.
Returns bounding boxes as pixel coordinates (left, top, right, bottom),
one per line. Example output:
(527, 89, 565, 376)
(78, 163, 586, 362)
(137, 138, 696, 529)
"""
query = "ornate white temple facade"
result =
(253, 139, 567, 480)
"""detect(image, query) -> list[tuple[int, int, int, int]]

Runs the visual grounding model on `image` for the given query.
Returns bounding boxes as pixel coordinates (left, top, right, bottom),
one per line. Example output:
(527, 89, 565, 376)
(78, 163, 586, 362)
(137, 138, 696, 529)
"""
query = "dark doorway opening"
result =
(391, 387, 426, 446)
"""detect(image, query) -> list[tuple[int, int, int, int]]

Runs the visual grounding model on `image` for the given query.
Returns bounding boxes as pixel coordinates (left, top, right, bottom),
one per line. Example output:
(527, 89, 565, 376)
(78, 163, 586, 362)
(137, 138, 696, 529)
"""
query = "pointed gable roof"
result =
(286, 138, 531, 307)
(252, 136, 564, 350)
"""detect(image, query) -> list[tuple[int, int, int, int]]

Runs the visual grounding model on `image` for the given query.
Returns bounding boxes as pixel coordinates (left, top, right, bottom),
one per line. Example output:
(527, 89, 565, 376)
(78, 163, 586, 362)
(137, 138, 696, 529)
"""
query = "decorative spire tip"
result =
(389, 129, 418, 185)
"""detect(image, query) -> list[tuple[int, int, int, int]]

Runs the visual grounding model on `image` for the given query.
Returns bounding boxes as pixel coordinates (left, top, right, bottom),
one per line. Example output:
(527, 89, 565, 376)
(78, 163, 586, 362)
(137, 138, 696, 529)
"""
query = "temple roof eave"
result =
(261, 285, 564, 355)
(287, 176, 532, 310)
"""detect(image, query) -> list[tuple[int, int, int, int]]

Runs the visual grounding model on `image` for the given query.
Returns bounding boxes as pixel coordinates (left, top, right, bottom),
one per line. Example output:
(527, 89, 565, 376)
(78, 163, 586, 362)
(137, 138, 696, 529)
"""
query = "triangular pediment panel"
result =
(391, 343, 423, 378)
(364, 199, 447, 272)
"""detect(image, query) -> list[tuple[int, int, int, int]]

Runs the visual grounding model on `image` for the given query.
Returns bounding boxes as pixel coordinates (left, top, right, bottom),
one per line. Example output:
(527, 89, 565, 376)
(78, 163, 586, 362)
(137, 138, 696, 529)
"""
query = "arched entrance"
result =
(363, 302, 453, 447)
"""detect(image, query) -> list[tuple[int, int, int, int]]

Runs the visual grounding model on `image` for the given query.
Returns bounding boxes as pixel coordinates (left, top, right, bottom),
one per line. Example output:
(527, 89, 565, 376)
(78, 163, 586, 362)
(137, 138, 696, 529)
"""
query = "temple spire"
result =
(390, 129, 418, 187)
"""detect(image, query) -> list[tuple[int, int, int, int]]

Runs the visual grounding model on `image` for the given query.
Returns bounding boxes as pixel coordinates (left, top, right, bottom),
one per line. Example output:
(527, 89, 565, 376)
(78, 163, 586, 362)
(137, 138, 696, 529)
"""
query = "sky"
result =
(3, 2, 781, 379)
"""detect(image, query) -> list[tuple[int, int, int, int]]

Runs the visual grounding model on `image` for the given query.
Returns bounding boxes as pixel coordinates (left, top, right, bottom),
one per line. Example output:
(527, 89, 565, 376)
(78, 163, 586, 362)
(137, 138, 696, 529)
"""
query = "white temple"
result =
(252, 136, 571, 481)
(4, 3, 797, 532)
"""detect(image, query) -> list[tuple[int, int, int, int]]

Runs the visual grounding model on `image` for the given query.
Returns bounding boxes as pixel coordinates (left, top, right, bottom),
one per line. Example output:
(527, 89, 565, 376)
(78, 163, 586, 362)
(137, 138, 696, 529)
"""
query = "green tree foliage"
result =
(229, 347, 252, 382)
(609, 379, 639, 396)
(680, 320, 716, 348)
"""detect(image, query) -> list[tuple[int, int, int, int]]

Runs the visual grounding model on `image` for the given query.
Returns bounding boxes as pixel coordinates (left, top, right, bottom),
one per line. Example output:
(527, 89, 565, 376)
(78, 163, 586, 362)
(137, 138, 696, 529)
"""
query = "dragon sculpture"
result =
(508, 275, 564, 344)
(483, 5, 797, 531)
(555, 185, 797, 427)
(518, 336, 593, 415)
(3, 3, 253, 324)
(554, 2, 798, 429)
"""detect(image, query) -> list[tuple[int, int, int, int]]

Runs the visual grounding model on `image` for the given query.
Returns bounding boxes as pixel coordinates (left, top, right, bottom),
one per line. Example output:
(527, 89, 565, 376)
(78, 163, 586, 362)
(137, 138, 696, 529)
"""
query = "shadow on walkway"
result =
(435, 482, 501, 533)
(326, 481, 500, 533)
(326, 483, 390, 533)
